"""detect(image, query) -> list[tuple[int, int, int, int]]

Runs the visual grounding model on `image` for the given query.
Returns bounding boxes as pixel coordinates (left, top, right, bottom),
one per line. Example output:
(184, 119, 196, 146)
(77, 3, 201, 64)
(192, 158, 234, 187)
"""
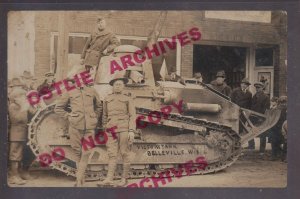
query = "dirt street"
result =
(8, 149, 287, 188)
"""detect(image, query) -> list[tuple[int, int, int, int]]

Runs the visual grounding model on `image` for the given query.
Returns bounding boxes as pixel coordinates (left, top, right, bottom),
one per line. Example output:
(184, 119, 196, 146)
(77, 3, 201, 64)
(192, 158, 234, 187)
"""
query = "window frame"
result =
(50, 32, 182, 76)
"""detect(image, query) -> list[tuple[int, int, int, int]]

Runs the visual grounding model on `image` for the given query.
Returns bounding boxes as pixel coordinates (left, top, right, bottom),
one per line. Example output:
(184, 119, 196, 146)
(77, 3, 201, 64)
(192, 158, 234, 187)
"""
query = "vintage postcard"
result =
(7, 10, 287, 188)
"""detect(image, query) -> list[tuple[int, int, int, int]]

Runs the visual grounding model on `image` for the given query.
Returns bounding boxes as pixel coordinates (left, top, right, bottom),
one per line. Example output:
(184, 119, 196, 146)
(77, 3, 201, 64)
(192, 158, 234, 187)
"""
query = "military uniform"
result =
(81, 29, 120, 68)
(101, 91, 136, 186)
(8, 86, 36, 185)
(21, 70, 37, 91)
(54, 85, 102, 186)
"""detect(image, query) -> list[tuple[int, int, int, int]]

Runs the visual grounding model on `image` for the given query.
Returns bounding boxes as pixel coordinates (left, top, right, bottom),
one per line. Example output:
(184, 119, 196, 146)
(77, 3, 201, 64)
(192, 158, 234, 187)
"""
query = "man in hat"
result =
(209, 70, 232, 97)
(194, 72, 203, 84)
(230, 78, 252, 109)
(249, 82, 270, 152)
(8, 85, 36, 185)
(37, 72, 56, 97)
(8, 78, 26, 96)
(21, 70, 37, 91)
(97, 73, 136, 187)
(81, 17, 120, 72)
(54, 66, 102, 187)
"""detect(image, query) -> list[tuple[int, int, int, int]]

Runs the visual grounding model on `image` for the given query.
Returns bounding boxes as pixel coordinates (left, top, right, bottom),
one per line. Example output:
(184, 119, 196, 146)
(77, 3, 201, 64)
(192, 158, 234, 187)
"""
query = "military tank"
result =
(27, 12, 281, 181)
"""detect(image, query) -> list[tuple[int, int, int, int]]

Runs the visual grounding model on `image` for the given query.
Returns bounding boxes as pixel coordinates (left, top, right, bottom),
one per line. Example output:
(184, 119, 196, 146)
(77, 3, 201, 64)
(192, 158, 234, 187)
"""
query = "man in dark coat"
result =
(230, 78, 252, 109)
(249, 82, 270, 152)
(209, 70, 232, 97)
(270, 96, 287, 161)
(81, 17, 120, 71)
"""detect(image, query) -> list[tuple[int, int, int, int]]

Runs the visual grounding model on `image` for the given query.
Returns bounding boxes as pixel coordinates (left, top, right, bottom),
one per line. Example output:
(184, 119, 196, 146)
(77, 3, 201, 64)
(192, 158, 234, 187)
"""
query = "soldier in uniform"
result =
(81, 17, 120, 72)
(54, 67, 102, 187)
(194, 72, 203, 84)
(37, 72, 56, 96)
(8, 79, 36, 185)
(98, 73, 136, 187)
(230, 78, 252, 109)
(209, 70, 232, 97)
(21, 70, 37, 91)
(249, 82, 270, 152)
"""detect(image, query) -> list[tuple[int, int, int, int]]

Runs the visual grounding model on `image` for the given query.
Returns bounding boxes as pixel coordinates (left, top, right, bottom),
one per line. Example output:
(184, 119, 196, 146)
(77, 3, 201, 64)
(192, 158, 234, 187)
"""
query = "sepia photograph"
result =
(6, 10, 287, 188)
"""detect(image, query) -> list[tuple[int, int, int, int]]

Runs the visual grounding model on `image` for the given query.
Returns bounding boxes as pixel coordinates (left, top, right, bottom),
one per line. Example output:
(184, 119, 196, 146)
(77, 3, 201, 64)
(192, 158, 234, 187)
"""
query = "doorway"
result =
(193, 45, 247, 89)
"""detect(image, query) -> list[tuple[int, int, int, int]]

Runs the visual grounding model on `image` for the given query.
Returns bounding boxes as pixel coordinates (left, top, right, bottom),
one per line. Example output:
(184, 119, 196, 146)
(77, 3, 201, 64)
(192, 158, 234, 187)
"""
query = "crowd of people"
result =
(7, 16, 133, 187)
(7, 70, 57, 185)
(193, 70, 288, 162)
(7, 15, 287, 188)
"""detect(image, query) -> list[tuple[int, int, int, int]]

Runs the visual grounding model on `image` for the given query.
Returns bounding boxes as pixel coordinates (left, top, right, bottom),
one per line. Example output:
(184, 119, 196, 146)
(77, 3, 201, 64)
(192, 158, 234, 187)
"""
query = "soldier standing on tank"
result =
(54, 67, 102, 187)
(8, 79, 36, 185)
(209, 70, 232, 97)
(97, 73, 136, 187)
(249, 82, 270, 153)
(80, 17, 120, 72)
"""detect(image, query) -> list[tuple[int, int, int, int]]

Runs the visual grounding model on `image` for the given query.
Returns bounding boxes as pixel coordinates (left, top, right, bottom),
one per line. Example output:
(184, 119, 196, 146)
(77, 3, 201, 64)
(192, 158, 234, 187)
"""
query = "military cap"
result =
(254, 82, 264, 88)
(97, 16, 105, 22)
(21, 70, 34, 79)
(194, 72, 202, 79)
(241, 78, 251, 85)
(11, 77, 24, 87)
(109, 73, 128, 86)
(216, 70, 226, 78)
(44, 72, 55, 77)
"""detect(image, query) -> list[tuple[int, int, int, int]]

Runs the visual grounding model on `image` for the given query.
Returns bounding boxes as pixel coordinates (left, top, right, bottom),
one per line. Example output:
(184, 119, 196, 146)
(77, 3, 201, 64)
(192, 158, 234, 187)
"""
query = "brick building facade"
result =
(9, 11, 287, 97)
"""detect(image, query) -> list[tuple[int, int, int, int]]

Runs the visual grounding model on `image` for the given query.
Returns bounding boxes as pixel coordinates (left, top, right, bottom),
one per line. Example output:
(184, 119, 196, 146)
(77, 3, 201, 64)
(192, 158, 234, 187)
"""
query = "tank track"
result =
(28, 104, 242, 181)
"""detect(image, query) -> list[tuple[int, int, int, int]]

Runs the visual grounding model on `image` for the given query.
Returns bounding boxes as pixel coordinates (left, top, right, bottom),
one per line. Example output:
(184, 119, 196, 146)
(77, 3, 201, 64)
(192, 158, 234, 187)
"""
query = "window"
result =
(255, 48, 274, 66)
(50, 32, 90, 73)
(50, 33, 181, 81)
(69, 36, 89, 54)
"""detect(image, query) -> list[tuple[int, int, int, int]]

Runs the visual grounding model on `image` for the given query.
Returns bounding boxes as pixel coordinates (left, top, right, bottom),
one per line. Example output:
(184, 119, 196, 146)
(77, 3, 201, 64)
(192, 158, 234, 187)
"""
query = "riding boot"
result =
(19, 163, 36, 180)
(117, 163, 130, 187)
(9, 161, 27, 185)
(74, 161, 87, 187)
(97, 161, 117, 187)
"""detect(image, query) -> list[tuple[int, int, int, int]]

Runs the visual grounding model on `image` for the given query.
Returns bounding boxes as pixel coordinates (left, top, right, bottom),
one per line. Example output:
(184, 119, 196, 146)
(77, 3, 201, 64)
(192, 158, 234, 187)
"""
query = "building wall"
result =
(33, 11, 287, 96)
(8, 11, 35, 78)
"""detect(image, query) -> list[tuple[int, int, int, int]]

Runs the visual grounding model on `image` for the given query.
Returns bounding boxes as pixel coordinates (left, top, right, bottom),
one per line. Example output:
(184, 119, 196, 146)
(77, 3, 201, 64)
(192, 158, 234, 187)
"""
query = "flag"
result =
(159, 58, 168, 81)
